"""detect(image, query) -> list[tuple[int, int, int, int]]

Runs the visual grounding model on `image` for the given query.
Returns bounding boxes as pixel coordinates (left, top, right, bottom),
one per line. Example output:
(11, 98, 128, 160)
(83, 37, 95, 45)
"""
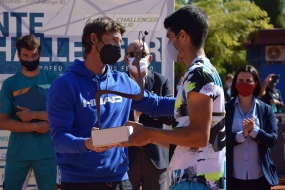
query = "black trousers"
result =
(228, 176, 271, 190)
(128, 147, 167, 190)
(61, 180, 132, 190)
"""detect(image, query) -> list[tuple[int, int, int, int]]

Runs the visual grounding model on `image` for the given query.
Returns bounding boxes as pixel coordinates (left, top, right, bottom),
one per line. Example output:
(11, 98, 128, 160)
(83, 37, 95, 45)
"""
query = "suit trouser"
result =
(228, 176, 271, 190)
(128, 147, 167, 190)
(61, 180, 132, 190)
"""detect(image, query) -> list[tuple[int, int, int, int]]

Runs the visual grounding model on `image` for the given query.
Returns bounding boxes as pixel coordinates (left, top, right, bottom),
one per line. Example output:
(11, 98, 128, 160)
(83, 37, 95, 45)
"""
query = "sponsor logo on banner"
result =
(0, 149, 7, 166)
(0, 0, 174, 79)
(0, 153, 6, 166)
(0, 167, 5, 183)
(0, 130, 10, 147)
(0, 136, 8, 141)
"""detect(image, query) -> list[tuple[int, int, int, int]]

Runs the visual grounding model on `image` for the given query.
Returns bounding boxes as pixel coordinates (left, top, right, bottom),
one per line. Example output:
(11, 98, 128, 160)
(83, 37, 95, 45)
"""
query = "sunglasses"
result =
(127, 51, 149, 58)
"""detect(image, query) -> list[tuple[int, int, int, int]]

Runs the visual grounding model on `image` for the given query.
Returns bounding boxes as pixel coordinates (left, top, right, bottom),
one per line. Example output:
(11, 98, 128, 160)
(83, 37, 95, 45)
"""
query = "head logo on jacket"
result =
(83, 96, 123, 107)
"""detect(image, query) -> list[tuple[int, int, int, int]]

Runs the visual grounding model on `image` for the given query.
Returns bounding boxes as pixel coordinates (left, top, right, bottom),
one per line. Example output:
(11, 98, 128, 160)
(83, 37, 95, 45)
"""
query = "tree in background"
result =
(252, 0, 285, 28)
(174, 0, 273, 79)
(175, 0, 186, 10)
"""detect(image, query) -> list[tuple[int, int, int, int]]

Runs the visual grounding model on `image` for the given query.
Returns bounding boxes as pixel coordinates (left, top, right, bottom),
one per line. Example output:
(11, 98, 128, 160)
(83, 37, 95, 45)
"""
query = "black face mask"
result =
(20, 58, 40, 71)
(96, 38, 121, 65)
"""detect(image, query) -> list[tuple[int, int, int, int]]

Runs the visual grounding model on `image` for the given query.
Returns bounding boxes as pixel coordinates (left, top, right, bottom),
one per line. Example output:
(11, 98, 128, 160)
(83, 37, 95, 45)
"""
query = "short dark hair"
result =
(82, 16, 126, 59)
(231, 65, 261, 98)
(225, 73, 234, 81)
(16, 35, 41, 55)
(164, 5, 208, 49)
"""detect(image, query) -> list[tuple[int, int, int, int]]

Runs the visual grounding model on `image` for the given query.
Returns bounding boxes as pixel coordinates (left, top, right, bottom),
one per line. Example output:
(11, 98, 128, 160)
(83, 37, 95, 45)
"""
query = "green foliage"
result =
(175, 3, 183, 10)
(174, 61, 187, 80)
(253, 0, 285, 28)
(174, 0, 273, 78)
(175, 0, 185, 10)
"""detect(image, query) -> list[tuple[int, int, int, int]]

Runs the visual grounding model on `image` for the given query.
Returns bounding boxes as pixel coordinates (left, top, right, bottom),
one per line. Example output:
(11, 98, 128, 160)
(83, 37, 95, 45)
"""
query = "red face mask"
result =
(235, 83, 255, 97)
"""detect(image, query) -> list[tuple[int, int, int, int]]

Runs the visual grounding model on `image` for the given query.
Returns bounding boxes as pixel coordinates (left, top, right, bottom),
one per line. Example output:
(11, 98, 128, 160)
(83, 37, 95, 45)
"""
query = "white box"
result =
(91, 126, 133, 147)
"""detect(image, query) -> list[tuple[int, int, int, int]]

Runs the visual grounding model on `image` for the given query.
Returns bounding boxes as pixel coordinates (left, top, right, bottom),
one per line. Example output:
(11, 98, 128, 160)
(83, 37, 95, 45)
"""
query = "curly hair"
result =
(16, 35, 41, 54)
(82, 16, 126, 59)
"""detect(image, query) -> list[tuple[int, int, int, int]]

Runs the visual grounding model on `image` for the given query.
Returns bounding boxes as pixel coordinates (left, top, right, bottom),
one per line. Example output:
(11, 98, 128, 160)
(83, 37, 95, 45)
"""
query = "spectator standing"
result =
(0, 35, 58, 190)
(260, 74, 284, 113)
(225, 65, 278, 190)
(124, 40, 172, 190)
(224, 73, 234, 102)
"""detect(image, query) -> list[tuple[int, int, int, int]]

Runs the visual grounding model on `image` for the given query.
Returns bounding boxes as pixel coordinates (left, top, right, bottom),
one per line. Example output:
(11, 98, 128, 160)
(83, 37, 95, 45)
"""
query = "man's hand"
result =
(264, 74, 275, 84)
(260, 74, 275, 97)
(16, 106, 34, 122)
(270, 99, 284, 109)
(119, 121, 151, 147)
(134, 110, 142, 119)
(35, 121, 50, 134)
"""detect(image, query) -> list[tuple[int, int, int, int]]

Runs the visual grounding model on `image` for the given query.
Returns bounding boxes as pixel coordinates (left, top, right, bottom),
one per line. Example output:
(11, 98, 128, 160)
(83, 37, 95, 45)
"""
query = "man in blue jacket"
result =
(46, 16, 175, 190)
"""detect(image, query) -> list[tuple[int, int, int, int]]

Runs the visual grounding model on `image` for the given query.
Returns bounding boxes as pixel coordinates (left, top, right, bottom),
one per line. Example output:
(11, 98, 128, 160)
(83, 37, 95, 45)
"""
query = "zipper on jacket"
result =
(92, 74, 99, 91)
(106, 74, 109, 98)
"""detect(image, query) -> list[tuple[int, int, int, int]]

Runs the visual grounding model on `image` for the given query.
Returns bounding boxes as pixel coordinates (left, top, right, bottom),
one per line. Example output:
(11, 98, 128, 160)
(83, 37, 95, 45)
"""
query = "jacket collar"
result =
(127, 69, 154, 91)
(233, 96, 260, 106)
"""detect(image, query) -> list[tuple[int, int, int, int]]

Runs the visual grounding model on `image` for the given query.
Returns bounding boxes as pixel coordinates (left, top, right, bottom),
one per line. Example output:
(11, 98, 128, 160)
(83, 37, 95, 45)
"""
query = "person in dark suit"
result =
(124, 40, 172, 190)
(260, 74, 284, 113)
(223, 73, 233, 102)
(225, 65, 279, 190)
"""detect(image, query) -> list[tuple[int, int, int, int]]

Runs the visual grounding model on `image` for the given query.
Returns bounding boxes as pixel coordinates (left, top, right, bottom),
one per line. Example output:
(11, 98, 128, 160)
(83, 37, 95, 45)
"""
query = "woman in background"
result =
(225, 65, 278, 190)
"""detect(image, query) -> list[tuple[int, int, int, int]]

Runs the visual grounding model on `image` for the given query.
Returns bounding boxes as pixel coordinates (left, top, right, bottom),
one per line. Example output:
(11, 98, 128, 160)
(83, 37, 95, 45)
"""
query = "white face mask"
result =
(127, 57, 149, 73)
(176, 85, 181, 92)
(167, 32, 184, 62)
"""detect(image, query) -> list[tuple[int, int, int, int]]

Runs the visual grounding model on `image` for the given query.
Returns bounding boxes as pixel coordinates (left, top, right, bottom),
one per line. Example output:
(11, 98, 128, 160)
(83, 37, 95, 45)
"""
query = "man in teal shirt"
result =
(0, 35, 58, 190)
